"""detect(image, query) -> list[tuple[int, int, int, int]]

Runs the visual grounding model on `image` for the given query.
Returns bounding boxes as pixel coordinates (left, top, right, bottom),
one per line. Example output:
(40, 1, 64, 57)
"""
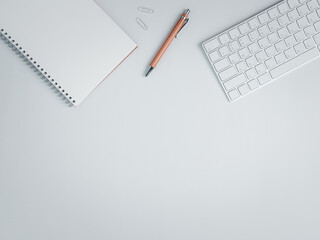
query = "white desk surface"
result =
(1, 0, 320, 239)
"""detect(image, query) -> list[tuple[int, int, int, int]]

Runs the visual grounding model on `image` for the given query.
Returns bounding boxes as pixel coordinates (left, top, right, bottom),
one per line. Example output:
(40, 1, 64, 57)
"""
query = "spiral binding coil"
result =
(0, 28, 75, 107)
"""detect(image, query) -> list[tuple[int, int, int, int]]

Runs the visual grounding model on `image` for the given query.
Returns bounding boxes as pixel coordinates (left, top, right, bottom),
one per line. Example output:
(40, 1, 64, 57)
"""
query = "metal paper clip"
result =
(137, 7, 154, 14)
(136, 17, 148, 30)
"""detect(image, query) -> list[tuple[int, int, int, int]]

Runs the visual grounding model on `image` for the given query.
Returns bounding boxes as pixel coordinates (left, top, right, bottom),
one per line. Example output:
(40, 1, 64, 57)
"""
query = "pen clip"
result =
(175, 18, 189, 38)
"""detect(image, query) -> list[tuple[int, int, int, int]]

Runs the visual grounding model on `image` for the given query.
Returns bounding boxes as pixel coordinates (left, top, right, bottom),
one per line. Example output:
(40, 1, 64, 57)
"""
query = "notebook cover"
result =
(0, 0, 137, 106)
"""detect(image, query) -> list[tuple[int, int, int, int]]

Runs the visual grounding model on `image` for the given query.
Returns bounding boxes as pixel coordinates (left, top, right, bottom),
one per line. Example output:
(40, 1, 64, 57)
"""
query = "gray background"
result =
(1, 0, 320, 239)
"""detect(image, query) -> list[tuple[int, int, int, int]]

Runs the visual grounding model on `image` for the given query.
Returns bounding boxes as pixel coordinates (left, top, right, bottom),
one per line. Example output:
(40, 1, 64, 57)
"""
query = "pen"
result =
(145, 9, 190, 77)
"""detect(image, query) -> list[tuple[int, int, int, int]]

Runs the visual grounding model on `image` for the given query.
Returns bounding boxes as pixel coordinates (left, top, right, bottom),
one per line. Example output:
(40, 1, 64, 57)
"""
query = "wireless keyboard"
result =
(202, 0, 320, 101)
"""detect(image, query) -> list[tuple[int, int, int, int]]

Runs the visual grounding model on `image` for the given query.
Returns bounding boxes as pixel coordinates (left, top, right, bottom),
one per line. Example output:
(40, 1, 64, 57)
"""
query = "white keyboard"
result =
(202, 0, 320, 101)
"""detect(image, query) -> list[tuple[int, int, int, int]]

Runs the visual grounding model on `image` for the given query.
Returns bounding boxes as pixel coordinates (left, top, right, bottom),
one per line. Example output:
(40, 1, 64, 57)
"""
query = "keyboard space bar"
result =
(270, 48, 320, 79)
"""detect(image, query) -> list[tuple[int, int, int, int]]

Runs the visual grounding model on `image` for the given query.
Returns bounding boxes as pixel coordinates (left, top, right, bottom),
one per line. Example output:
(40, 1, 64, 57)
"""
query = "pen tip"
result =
(145, 67, 154, 77)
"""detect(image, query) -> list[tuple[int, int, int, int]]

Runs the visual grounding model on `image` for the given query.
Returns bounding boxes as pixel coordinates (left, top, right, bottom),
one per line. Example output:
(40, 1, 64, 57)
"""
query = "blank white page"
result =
(0, 0, 137, 106)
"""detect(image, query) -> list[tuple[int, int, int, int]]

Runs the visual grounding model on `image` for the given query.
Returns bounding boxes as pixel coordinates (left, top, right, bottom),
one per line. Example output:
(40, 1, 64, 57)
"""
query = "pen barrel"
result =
(150, 15, 187, 68)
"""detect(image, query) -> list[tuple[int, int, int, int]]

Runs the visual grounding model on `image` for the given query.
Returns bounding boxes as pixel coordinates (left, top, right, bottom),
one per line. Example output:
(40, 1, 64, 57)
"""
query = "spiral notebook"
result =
(0, 0, 137, 106)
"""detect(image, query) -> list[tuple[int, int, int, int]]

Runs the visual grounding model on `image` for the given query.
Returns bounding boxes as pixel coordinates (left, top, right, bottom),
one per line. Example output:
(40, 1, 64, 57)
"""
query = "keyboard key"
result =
(228, 89, 240, 100)
(256, 51, 268, 62)
(307, 12, 319, 23)
(304, 25, 316, 37)
(258, 37, 270, 48)
(288, 9, 299, 21)
(275, 52, 287, 64)
(219, 46, 230, 56)
(297, 5, 309, 16)
(236, 61, 248, 72)
(294, 30, 306, 42)
(258, 73, 271, 85)
(284, 48, 296, 59)
(294, 43, 306, 54)
(314, 32, 320, 43)
(307, 0, 319, 10)
(239, 48, 250, 58)
(265, 58, 277, 69)
(265, 45, 277, 57)
(304, 38, 316, 48)
(268, 32, 279, 43)
(268, 8, 280, 19)
(270, 48, 319, 78)
(214, 58, 230, 71)
(238, 84, 250, 95)
(278, 27, 290, 38)
(248, 18, 260, 29)
(275, 40, 287, 51)
(239, 23, 251, 34)
(314, 20, 320, 32)
(229, 41, 240, 52)
(288, 22, 299, 33)
(220, 66, 238, 81)
(248, 79, 260, 90)
(278, 15, 290, 26)
(278, 2, 290, 14)
(297, 17, 309, 28)
(219, 34, 230, 44)
(239, 35, 250, 46)
(209, 51, 220, 62)
(246, 69, 257, 80)
(229, 28, 240, 39)
(285, 35, 297, 47)
(268, 20, 280, 31)
(248, 30, 260, 41)
(258, 13, 270, 24)
(258, 25, 270, 36)
(204, 38, 220, 52)
(255, 63, 267, 74)
(288, 0, 300, 8)
(229, 52, 240, 63)
(224, 74, 247, 90)
(246, 56, 258, 67)
(248, 42, 260, 53)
